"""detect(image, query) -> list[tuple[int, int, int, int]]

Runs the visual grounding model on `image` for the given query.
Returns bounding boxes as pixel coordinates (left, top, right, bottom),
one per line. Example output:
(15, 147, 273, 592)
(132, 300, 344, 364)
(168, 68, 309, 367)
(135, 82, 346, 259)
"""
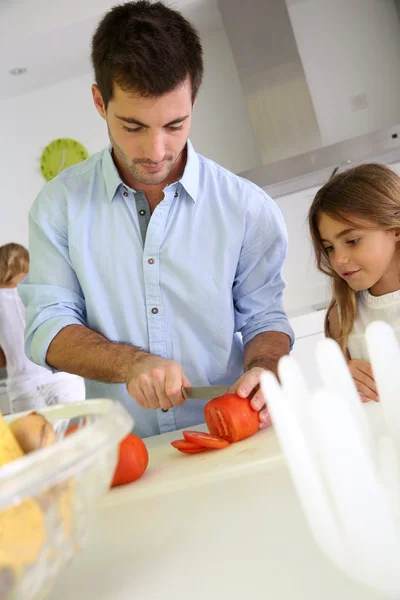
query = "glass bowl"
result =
(0, 399, 133, 600)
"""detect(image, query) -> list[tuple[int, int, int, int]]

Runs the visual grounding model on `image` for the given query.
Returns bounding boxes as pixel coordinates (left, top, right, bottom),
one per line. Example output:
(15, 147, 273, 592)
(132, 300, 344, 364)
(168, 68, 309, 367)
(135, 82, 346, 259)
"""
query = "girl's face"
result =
(318, 213, 400, 295)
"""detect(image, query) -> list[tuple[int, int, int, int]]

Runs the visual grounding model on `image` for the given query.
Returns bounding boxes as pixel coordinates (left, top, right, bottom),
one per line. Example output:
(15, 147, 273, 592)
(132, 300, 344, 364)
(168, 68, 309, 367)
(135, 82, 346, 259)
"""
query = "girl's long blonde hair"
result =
(0, 243, 29, 285)
(308, 163, 400, 353)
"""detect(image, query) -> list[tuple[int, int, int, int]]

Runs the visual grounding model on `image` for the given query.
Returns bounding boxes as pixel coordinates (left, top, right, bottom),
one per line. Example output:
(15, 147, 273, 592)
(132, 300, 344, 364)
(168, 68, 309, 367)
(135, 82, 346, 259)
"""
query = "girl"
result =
(308, 163, 400, 403)
(0, 243, 85, 412)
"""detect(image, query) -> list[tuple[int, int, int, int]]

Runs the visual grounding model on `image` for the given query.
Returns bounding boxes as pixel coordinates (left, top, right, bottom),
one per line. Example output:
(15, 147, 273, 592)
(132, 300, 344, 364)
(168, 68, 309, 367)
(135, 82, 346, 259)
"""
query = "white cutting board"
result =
(100, 423, 283, 506)
(51, 425, 386, 600)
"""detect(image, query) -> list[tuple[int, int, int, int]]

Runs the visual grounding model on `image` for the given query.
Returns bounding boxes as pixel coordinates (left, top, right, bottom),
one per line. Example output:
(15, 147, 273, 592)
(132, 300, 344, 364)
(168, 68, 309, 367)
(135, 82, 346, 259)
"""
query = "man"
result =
(20, 1, 294, 438)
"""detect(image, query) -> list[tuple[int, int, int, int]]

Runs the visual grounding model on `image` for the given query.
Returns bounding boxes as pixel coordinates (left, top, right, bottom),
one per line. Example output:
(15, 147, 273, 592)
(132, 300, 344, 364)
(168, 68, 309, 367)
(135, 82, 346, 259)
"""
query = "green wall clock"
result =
(40, 138, 89, 181)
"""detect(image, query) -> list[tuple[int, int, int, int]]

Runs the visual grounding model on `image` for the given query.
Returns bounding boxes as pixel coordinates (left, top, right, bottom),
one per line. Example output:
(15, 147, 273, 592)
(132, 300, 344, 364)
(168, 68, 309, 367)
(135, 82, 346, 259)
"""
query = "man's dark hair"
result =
(91, 1, 204, 108)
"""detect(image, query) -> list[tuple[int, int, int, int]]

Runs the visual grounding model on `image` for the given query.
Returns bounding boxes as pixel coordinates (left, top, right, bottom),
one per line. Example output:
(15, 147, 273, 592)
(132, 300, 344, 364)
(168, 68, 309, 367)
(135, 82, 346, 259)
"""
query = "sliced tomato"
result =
(205, 393, 259, 443)
(183, 430, 230, 449)
(171, 439, 207, 454)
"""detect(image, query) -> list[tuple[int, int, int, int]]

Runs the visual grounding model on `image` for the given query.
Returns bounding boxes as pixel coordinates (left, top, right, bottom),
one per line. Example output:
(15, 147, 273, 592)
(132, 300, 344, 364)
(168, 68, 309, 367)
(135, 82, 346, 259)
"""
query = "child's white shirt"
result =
(348, 289, 400, 360)
(0, 287, 82, 400)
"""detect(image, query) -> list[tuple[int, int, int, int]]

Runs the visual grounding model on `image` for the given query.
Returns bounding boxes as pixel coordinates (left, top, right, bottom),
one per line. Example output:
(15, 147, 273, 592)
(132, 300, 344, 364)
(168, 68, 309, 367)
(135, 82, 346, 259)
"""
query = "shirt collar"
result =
(103, 146, 123, 202)
(102, 139, 199, 203)
(178, 139, 199, 203)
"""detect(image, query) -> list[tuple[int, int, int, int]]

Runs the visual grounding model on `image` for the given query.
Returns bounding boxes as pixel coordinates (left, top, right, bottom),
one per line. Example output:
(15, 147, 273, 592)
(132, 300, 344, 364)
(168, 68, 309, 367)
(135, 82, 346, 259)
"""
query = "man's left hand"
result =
(228, 367, 271, 429)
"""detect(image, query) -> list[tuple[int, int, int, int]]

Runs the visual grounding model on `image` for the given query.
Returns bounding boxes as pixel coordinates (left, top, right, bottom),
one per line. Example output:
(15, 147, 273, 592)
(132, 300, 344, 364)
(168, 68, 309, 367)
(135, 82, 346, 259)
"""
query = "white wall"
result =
(0, 0, 216, 45)
(0, 73, 107, 246)
(287, 0, 400, 146)
(0, 27, 259, 247)
(190, 28, 260, 173)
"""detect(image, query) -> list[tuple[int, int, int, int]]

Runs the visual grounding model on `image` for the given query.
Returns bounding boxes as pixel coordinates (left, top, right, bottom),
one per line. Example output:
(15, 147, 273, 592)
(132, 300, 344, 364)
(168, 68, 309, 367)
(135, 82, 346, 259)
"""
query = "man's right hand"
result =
(347, 358, 379, 402)
(126, 355, 191, 411)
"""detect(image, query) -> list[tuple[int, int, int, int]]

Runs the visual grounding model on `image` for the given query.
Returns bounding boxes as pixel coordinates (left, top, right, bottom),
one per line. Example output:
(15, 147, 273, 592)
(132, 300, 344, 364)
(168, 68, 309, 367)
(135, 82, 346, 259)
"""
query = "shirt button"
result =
(174, 192, 178, 198)
(123, 190, 128, 197)
(151, 307, 158, 314)
(148, 258, 155, 265)
(139, 209, 146, 216)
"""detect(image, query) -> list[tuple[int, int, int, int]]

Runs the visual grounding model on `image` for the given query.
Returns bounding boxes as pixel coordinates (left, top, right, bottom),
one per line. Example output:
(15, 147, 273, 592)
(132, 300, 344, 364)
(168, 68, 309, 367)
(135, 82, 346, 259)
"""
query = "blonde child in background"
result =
(308, 163, 400, 403)
(0, 243, 85, 412)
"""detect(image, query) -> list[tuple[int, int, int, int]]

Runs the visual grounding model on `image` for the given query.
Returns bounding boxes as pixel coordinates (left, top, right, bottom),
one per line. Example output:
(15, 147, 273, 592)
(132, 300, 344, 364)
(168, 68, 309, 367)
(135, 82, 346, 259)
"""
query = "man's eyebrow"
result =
(115, 115, 190, 127)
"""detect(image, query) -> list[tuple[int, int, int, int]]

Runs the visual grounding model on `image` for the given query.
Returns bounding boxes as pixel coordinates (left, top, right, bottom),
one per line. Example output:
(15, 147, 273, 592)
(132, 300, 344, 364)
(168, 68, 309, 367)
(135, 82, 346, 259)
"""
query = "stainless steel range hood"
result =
(239, 124, 400, 198)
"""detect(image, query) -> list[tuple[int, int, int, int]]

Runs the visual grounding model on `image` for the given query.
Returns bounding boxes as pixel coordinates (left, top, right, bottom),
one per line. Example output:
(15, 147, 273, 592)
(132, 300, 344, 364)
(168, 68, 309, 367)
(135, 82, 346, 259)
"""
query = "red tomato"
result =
(111, 434, 149, 487)
(171, 439, 207, 454)
(65, 424, 79, 436)
(65, 417, 87, 436)
(204, 393, 259, 443)
(183, 430, 230, 449)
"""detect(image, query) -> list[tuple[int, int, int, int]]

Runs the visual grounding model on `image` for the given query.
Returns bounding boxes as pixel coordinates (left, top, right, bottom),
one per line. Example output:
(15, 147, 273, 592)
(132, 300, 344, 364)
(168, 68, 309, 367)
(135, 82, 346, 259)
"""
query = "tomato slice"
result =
(183, 430, 230, 449)
(204, 393, 259, 443)
(171, 439, 207, 454)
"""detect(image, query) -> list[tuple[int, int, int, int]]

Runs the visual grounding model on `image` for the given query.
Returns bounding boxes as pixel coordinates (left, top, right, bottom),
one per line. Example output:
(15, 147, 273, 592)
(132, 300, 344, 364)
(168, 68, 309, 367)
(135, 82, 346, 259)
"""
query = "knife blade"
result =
(182, 385, 230, 400)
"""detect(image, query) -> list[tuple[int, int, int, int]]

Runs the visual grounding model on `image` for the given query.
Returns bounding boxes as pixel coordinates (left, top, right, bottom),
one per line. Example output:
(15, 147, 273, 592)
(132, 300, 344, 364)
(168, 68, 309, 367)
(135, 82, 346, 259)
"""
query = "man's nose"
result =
(144, 133, 165, 163)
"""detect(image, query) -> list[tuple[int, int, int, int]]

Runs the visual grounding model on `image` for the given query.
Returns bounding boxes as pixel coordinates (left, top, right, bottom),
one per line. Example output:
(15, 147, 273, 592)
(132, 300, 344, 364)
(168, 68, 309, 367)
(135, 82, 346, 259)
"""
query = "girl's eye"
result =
(347, 238, 360, 246)
(323, 246, 333, 254)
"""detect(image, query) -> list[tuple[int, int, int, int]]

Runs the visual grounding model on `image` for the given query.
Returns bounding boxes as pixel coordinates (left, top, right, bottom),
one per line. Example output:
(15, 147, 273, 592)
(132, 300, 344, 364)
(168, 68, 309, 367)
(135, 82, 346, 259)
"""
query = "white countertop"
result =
(49, 425, 386, 600)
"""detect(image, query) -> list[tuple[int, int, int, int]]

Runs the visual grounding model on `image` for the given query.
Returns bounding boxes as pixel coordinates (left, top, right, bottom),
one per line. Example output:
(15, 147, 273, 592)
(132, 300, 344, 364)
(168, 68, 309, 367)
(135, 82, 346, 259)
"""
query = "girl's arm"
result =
(327, 305, 378, 401)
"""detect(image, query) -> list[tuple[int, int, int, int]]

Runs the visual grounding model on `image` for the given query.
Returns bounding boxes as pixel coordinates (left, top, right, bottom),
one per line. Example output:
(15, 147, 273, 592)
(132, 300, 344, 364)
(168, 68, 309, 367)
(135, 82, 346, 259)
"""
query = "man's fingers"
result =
(152, 376, 173, 411)
(259, 408, 272, 427)
(158, 395, 173, 411)
(165, 368, 186, 406)
(127, 381, 150, 409)
(250, 392, 265, 412)
(233, 368, 264, 398)
(126, 360, 190, 410)
(139, 373, 162, 409)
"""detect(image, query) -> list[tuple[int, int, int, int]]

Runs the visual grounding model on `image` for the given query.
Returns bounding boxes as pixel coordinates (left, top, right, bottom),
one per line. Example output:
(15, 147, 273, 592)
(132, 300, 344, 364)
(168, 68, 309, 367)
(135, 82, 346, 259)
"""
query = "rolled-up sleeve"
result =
(18, 190, 86, 371)
(233, 192, 294, 349)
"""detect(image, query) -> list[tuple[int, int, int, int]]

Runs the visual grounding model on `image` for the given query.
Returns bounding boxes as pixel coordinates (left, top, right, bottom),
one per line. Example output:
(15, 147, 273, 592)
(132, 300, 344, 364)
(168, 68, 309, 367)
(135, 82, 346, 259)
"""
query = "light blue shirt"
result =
(19, 141, 294, 438)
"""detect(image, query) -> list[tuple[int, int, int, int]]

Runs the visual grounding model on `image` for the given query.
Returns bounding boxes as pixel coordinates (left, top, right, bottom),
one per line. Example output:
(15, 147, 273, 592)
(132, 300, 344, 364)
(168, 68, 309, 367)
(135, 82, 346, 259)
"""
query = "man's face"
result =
(92, 80, 193, 186)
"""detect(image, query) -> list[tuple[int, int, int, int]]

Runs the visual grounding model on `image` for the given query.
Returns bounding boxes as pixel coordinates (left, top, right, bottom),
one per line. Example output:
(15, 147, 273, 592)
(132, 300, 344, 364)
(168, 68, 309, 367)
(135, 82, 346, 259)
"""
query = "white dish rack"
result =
(261, 320, 400, 597)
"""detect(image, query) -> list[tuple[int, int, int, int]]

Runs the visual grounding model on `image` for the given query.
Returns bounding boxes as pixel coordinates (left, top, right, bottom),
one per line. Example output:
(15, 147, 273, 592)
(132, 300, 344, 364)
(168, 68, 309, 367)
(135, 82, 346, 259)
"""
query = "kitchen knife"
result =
(182, 386, 230, 400)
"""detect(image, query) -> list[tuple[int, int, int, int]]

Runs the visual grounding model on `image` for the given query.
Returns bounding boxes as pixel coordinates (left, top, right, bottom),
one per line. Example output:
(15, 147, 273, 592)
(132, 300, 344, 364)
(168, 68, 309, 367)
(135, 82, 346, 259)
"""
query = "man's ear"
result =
(92, 84, 107, 120)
